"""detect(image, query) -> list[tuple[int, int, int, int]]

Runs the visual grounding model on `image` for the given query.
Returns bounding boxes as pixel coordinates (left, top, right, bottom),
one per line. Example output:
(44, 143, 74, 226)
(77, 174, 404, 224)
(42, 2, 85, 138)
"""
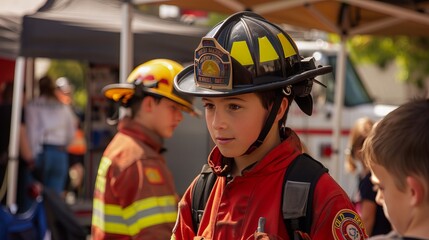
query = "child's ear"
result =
(142, 96, 154, 113)
(406, 176, 425, 206)
(276, 97, 288, 121)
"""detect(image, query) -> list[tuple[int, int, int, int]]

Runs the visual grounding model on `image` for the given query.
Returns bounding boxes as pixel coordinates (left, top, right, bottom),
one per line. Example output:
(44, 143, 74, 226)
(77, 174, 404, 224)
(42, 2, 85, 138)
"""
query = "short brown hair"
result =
(362, 98, 429, 191)
(129, 94, 161, 119)
(255, 89, 294, 128)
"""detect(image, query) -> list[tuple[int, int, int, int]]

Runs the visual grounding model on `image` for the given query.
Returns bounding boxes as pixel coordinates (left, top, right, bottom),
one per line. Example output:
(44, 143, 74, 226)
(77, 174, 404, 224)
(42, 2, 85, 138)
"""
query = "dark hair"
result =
(129, 94, 161, 119)
(38, 76, 56, 98)
(1, 82, 14, 103)
(255, 88, 294, 128)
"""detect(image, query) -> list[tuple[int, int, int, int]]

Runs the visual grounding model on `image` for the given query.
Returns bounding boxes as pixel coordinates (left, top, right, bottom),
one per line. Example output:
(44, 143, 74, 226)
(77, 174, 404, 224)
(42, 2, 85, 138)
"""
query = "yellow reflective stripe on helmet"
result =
(95, 157, 112, 193)
(258, 36, 279, 63)
(231, 41, 254, 65)
(277, 33, 296, 58)
(92, 195, 177, 236)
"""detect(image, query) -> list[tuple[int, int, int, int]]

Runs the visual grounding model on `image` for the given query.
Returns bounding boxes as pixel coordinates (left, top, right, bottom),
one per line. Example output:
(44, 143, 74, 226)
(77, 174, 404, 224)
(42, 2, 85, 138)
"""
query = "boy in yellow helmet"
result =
(91, 59, 199, 239)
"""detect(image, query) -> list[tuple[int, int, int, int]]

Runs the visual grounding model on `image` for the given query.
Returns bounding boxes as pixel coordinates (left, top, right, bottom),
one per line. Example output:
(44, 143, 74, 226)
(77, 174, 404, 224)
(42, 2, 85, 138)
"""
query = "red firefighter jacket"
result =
(92, 117, 178, 240)
(172, 129, 367, 240)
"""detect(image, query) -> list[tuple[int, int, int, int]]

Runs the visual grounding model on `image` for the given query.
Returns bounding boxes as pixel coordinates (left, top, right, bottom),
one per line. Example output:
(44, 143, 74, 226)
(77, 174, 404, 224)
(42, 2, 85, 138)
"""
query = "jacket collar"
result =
(208, 128, 303, 177)
(118, 117, 164, 153)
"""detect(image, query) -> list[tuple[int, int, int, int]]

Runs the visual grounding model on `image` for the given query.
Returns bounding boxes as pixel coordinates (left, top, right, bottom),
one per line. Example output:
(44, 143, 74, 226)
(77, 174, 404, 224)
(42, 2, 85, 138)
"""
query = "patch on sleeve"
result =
(332, 209, 367, 240)
(144, 167, 164, 184)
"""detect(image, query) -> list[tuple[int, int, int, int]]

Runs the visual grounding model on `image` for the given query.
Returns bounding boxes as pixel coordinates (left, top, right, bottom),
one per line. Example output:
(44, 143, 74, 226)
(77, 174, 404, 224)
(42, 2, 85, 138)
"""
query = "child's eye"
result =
(203, 103, 215, 110)
(228, 104, 241, 110)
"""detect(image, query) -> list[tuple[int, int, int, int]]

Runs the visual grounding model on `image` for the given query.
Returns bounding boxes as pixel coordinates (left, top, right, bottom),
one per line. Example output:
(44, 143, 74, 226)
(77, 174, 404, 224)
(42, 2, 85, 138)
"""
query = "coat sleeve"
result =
(311, 174, 368, 240)
(25, 102, 41, 158)
(171, 177, 199, 240)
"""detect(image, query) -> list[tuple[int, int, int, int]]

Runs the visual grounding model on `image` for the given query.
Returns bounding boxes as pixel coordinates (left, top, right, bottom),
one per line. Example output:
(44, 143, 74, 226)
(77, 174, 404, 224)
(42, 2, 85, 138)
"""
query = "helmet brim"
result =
(102, 82, 201, 117)
(102, 83, 135, 103)
(174, 65, 333, 97)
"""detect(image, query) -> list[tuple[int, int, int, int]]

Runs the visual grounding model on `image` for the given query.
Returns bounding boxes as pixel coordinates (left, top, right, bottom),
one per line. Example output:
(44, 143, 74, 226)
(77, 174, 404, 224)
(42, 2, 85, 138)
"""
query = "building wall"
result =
(357, 62, 429, 105)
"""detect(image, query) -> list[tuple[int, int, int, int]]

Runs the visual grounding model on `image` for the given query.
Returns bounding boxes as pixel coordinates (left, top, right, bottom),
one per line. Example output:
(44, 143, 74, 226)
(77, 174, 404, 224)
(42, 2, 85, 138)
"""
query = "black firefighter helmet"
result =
(174, 11, 332, 116)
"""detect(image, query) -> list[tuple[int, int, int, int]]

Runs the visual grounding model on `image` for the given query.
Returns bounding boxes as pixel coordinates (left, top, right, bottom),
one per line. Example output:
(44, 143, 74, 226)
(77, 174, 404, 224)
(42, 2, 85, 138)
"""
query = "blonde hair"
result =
(345, 117, 374, 173)
(362, 99, 429, 192)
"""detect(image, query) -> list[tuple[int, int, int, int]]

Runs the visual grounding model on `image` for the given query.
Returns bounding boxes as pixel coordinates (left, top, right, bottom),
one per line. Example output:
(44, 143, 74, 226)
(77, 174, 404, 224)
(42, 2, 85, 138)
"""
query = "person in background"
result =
(171, 11, 366, 239)
(26, 76, 76, 196)
(55, 76, 74, 105)
(345, 117, 392, 236)
(91, 59, 200, 240)
(0, 82, 35, 212)
(362, 98, 429, 240)
(55, 76, 86, 200)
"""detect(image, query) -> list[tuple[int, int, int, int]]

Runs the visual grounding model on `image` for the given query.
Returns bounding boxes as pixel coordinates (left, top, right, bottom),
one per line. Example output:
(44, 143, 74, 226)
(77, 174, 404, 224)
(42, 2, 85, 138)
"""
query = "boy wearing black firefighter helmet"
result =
(171, 12, 367, 240)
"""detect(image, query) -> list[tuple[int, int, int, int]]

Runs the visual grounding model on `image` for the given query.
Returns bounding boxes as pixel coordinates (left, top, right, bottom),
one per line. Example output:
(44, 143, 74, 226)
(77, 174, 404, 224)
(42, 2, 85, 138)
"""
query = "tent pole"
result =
(6, 57, 26, 212)
(119, 1, 134, 118)
(120, 0, 133, 83)
(332, 37, 347, 184)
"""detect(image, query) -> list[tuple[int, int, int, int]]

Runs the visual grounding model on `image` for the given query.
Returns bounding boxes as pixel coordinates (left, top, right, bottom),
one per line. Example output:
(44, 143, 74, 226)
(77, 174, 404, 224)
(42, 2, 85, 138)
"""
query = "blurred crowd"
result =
(0, 76, 85, 213)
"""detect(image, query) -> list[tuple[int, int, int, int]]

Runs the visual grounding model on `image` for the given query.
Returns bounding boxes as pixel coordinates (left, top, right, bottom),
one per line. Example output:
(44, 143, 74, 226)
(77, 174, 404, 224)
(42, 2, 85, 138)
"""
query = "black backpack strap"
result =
(191, 164, 217, 234)
(190, 154, 328, 237)
(282, 153, 328, 239)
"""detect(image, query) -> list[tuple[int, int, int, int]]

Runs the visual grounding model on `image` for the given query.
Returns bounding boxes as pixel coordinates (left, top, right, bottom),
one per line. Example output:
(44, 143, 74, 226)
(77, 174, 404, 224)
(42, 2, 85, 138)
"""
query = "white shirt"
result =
(26, 96, 77, 157)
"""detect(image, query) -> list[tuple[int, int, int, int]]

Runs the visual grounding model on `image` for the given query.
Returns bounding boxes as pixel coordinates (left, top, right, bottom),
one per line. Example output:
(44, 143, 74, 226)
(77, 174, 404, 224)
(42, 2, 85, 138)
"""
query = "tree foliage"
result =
(348, 36, 429, 89)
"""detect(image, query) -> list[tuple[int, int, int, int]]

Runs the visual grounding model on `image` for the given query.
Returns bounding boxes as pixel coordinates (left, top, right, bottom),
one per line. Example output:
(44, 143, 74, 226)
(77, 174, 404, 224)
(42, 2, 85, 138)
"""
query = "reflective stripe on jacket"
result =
(92, 117, 178, 240)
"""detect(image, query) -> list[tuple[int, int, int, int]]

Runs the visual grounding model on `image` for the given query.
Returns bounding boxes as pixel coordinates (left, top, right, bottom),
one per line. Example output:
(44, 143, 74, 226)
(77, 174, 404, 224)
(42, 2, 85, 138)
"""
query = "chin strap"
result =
(243, 91, 284, 155)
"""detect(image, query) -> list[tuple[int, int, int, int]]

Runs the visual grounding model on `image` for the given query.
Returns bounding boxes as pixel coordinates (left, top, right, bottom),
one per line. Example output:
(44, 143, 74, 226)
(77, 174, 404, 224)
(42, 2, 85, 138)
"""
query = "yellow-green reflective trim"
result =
(231, 41, 254, 65)
(99, 212, 177, 236)
(277, 33, 296, 58)
(93, 195, 176, 217)
(98, 157, 112, 176)
(92, 195, 177, 236)
(95, 157, 112, 193)
(258, 36, 279, 62)
(124, 195, 176, 218)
